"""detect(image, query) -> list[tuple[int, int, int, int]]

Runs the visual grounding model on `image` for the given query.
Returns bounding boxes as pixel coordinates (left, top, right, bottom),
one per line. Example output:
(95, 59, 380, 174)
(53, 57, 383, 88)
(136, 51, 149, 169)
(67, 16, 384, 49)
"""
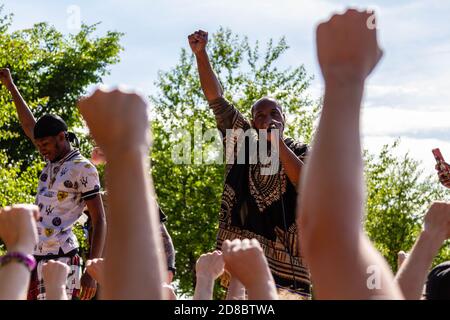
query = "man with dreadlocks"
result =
(0, 68, 106, 300)
(188, 31, 311, 299)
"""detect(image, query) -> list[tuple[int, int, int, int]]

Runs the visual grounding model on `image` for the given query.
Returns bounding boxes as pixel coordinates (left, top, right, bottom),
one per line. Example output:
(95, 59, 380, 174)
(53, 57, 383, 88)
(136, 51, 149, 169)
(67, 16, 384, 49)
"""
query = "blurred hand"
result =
(0, 204, 39, 254)
(397, 251, 408, 270)
(77, 88, 150, 156)
(162, 282, 177, 300)
(42, 260, 70, 294)
(423, 201, 450, 240)
(195, 250, 225, 281)
(316, 9, 383, 84)
(80, 272, 97, 300)
(91, 147, 106, 166)
(266, 120, 284, 142)
(86, 258, 105, 285)
(222, 238, 273, 289)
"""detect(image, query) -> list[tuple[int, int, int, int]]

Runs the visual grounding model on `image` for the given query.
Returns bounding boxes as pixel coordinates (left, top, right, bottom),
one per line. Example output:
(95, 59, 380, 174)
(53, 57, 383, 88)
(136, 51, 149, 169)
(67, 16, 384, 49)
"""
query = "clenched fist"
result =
(196, 250, 224, 281)
(0, 204, 39, 254)
(424, 201, 450, 240)
(0, 68, 14, 90)
(77, 88, 151, 156)
(316, 9, 383, 84)
(188, 30, 208, 55)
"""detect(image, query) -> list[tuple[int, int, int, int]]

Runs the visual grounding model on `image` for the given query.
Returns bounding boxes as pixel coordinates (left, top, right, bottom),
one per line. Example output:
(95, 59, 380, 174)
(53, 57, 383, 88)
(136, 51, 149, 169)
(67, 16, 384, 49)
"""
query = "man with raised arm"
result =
(0, 68, 106, 300)
(188, 30, 311, 299)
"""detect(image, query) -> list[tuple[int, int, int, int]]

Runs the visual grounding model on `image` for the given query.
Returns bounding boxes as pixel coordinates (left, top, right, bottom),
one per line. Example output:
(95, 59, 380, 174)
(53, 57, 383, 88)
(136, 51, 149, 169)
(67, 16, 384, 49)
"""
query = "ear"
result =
(57, 131, 66, 142)
(250, 119, 255, 128)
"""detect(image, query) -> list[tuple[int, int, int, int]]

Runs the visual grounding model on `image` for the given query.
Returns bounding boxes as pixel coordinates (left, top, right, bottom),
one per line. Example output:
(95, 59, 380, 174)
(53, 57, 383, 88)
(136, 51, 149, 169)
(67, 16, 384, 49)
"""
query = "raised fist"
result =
(0, 68, 14, 89)
(316, 9, 383, 84)
(188, 30, 208, 55)
(196, 250, 224, 281)
(77, 88, 151, 156)
(0, 204, 39, 254)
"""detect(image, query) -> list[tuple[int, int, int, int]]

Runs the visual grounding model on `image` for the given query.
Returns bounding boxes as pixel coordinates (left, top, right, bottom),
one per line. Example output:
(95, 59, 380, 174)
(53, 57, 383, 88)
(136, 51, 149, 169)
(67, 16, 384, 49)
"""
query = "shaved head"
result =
(251, 97, 282, 118)
(250, 96, 285, 130)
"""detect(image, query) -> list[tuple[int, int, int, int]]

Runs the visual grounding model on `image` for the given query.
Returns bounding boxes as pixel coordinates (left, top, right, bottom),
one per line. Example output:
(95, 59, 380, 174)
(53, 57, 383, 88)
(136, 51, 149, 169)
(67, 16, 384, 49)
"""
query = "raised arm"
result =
(395, 202, 450, 299)
(0, 68, 36, 141)
(0, 205, 39, 300)
(193, 251, 224, 300)
(188, 30, 223, 102)
(297, 9, 402, 299)
(188, 31, 250, 136)
(78, 89, 165, 300)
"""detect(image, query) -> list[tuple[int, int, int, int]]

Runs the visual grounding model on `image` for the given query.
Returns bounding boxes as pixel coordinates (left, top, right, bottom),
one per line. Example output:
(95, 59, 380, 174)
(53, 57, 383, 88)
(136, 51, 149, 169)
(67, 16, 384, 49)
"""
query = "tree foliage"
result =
(0, 7, 123, 167)
(0, 7, 122, 254)
(364, 141, 450, 272)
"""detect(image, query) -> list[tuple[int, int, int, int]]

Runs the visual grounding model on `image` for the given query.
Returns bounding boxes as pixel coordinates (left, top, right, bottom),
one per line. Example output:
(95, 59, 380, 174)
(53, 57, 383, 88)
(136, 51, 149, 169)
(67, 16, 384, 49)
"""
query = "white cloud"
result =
(362, 107, 450, 136)
(363, 135, 450, 177)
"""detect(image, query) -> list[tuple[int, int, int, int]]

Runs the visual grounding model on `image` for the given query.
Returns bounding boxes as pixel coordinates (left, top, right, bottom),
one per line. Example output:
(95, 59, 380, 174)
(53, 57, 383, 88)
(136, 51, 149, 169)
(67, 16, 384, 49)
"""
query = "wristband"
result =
(0, 252, 37, 272)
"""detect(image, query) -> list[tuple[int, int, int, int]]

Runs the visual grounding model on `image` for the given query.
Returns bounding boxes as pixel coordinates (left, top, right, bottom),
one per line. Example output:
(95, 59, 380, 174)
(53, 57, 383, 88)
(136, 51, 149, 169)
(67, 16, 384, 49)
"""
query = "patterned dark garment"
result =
(209, 97, 312, 299)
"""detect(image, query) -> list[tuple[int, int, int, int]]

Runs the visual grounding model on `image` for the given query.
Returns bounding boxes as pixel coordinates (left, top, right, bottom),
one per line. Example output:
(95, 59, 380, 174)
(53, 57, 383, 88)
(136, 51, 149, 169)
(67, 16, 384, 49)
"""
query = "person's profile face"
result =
(251, 99, 284, 130)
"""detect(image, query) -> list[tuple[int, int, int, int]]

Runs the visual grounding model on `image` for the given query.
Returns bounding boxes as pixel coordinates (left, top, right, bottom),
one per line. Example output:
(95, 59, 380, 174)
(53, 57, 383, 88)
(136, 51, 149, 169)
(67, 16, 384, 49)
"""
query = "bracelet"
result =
(0, 252, 37, 272)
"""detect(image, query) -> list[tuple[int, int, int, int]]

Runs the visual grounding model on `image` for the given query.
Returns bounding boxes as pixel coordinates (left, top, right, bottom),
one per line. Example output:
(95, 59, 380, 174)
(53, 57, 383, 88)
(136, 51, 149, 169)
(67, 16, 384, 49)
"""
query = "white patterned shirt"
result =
(34, 149, 101, 256)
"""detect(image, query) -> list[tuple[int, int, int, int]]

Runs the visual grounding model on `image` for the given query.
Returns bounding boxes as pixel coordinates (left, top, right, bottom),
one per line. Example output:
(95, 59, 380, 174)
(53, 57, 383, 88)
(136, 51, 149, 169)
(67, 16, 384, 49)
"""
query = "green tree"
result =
(0, 7, 122, 254)
(364, 141, 450, 272)
(151, 27, 319, 296)
(0, 7, 123, 167)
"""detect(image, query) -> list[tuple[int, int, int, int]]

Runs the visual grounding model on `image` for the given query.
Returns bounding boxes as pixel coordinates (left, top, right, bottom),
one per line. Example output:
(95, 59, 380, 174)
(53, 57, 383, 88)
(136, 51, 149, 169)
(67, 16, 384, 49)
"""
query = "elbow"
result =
(206, 92, 223, 104)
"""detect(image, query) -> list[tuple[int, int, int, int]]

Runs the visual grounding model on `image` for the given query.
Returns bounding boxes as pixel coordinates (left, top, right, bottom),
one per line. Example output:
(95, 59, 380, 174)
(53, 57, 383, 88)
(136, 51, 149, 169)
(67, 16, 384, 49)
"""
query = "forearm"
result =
(45, 285, 68, 300)
(89, 218, 106, 259)
(278, 139, 304, 187)
(300, 81, 365, 240)
(160, 224, 175, 273)
(226, 277, 246, 300)
(7, 84, 36, 140)
(299, 80, 403, 299)
(195, 50, 223, 102)
(395, 231, 444, 299)
(194, 276, 215, 300)
(0, 262, 31, 299)
(246, 279, 278, 300)
(103, 149, 165, 299)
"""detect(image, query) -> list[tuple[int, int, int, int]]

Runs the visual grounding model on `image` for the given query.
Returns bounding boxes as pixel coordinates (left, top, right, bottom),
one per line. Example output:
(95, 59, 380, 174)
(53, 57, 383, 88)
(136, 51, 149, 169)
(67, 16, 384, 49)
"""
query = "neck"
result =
(51, 143, 73, 163)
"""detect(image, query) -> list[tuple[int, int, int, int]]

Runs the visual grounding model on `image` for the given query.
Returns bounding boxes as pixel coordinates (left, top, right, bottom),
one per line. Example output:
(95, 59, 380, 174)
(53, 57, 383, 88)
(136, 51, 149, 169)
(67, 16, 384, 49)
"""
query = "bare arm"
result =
(193, 251, 224, 300)
(222, 239, 278, 300)
(395, 202, 450, 299)
(78, 194, 107, 300)
(78, 89, 165, 300)
(85, 195, 106, 260)
(0, 205, 39, 300)
(160, 223, 176, 282)
(0, 68, 36, 141)
(42, 260, 70, 300)
(188, 30, 223, 102)
(297, 9, 402, 299)
(226, 276, 246, 300)
(278, 138, 304, 187)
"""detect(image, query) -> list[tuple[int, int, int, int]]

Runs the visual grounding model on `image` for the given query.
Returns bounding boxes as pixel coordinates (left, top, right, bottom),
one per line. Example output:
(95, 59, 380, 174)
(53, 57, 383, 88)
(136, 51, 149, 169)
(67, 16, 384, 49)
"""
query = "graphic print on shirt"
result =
(34, 149, 101, 255)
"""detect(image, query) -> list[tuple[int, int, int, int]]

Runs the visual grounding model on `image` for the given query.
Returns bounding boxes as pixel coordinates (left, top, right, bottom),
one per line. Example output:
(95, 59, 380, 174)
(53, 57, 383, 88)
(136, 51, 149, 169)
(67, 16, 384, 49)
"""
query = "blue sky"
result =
(3, 0, 450, 176)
